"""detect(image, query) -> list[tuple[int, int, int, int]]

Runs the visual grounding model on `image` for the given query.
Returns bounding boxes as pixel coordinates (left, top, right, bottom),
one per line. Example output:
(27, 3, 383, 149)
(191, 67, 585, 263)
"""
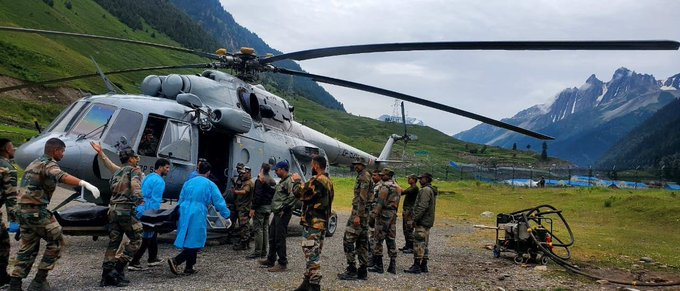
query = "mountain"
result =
(168, 0, 345, 111)
(455, 68, 680, 166)
(376, 114, 425, 126)
(597, 93, 680, 171)
(90, 0, 344, 111)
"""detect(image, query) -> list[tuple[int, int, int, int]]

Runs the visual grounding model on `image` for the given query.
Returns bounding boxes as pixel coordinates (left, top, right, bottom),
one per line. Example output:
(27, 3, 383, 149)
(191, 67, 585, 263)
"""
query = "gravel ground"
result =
(4, 188, 676, 290)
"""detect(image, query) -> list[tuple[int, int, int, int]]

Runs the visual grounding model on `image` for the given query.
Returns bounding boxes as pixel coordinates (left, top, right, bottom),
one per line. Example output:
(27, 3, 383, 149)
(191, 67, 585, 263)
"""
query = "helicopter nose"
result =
(15, 134, 92, 178)
(14, 135, 50, 169)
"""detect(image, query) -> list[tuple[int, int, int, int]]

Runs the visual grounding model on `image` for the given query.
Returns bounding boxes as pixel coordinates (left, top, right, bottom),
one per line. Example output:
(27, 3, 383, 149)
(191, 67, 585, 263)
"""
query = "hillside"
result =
(0, 0, 553, 179)
(597, 97, 680, 180)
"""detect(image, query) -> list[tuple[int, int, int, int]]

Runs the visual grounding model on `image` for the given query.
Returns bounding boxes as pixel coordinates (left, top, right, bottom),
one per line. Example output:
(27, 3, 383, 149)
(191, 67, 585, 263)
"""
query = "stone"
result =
(596, 279, 609, 285)
(481, 211, 494, 218)
(534, 265, 547, 271)
(640, 256, 654, 263)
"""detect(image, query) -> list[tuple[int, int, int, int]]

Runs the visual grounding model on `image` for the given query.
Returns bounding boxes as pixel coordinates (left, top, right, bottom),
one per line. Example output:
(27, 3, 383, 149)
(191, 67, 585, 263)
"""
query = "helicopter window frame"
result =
(69, 103, 117, 139)
(102, 108, 143, 149)
(47, 101, 89, 133)
(138, 115, 167, 157)
(157, 119, 192, 162)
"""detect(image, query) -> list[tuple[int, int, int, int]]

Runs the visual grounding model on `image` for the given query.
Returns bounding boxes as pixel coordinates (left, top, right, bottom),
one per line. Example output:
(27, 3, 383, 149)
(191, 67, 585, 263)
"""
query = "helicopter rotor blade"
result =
(0, 63, 214, 94)
(261, 40, 680, 64)
(274, 68, 554, 140)
(400, 101, 408, 158)
(0, 26, 221, 60)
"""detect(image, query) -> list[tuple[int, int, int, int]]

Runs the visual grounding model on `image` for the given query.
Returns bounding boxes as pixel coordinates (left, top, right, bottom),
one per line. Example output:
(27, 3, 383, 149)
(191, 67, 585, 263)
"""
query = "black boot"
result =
(367, 255, 374, 268)
(337, 264, 358, 280)
(27, 269, 49, 291)
(357, 265, 368, 280)
(367, 255, 383, 273)
(403, 257, 421, 274)
(100, 268, 123, 287)
(293, 277, 310, 291)
(401, 241, 414, 253)
(387, 257, 397, 274)
(8, 277, 21, 291)
(233, 241, 250, 251)
(420, 258, 428, 273)
(115, 261, 130, 284)
(309, 283, 321, 291)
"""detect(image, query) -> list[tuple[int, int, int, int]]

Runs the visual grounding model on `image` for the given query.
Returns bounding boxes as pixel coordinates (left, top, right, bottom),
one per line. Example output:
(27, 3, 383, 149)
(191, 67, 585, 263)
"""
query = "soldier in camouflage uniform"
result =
(9, 138, 100, 291)
(100, 147, 144, 287)
(338, 159, 373, 280)
(404, 173, 437, 274)
(399, 174, 419, 254)
(368, 168, 401, 274)
(232, 166, 254, 251)
(367, 169, 381, 268)
(0, 139, 18, 286)
(292, 156, 333, 291)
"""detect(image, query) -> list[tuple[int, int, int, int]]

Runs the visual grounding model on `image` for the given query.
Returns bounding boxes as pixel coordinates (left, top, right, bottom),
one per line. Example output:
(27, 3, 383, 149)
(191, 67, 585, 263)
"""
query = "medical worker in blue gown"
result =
(168, 161, 231, 275)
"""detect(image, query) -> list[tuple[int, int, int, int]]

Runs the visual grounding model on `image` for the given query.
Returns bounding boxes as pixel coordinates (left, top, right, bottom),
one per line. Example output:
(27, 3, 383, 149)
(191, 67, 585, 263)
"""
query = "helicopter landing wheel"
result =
(513, 255, 523, 264)
(541, 255, 550, 265)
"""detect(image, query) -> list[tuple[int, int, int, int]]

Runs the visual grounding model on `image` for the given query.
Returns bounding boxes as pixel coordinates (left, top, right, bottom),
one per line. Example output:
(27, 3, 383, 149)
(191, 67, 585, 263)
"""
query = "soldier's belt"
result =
(19, 204, 46, 209)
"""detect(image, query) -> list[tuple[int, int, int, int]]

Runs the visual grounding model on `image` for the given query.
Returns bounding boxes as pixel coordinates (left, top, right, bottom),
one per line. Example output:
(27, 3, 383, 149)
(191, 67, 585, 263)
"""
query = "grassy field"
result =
(330, 177, 680, 269)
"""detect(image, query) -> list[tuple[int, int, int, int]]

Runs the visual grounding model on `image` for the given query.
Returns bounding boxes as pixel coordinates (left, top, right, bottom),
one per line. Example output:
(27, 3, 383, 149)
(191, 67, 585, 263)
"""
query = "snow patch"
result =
(596, 84, 608, 105)
(601, 94, 660, 122)
(660, 86, 677, 91)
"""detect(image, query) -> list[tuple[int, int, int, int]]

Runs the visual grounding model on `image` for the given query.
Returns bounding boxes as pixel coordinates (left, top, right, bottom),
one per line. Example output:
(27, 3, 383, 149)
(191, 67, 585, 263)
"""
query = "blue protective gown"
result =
(174, 176, 230, 249)
(136, 172, 165, 219)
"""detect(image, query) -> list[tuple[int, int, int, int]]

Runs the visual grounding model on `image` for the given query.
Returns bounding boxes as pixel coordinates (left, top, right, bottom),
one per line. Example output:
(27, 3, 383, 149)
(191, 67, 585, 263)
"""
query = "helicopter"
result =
(0, 26, 677, 237)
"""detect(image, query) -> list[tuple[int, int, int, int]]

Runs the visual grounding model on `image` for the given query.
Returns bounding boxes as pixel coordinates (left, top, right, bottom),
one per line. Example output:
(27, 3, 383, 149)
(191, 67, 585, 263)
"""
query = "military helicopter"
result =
(1, 26, 677, 237)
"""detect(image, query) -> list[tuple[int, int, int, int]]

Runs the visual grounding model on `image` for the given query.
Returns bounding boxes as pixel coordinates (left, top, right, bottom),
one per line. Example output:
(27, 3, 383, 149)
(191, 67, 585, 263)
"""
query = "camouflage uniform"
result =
(367, 180, 382, 261)
(295, 173, 334, 287)
(236, 179, 254, 246)
(412, 184, 437, 262)
(342, 168, 372, 269)
(400, 183, 419, 250)
(0, 157, 18, 275)
(11, 155, 66, 278)
(372, 179, 400, 259)
(103, 165, 144, 270)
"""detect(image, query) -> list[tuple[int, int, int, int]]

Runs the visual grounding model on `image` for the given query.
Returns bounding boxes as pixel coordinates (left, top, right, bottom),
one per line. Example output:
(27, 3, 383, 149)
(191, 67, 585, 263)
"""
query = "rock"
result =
(618, 288, 640, 291)
(640, 256, 654, 263)
(481, 211, 494, 218)
(534, 265, 548, 272)
(496, 287, 506, 291)
(596, 279, 609, 285)
(497, 276, 506, 281)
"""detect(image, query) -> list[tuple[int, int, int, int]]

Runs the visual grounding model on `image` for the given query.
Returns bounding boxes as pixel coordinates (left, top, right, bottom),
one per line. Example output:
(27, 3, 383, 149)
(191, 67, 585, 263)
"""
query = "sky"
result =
(219, 0, 680, 136)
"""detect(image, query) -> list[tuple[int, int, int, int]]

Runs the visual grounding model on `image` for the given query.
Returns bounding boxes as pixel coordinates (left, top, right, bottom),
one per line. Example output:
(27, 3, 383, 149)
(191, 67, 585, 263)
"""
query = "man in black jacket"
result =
(247, 163, 276, 259)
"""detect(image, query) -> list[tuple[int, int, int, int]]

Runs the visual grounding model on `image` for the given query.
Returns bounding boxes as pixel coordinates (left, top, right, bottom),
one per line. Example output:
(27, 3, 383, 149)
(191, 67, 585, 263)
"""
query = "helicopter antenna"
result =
(90, 56, 123, 94)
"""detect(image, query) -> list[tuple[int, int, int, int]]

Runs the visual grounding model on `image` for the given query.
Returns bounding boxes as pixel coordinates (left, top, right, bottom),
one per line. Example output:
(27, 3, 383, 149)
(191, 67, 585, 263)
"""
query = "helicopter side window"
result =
(47, 101, 88, 133)
(138, 115, 167, 157)
(102, 109, 143, 148)
(70, 103, 117, 139)
(158, 120, 191, 161)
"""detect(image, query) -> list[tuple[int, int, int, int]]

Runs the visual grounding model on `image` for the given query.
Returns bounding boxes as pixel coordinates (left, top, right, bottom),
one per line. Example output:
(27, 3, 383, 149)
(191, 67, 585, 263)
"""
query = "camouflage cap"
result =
(418, 172, 433, 180)
(118, 148, 139, 159)
(350, 158, 366, 165)
(407, 174, 418, 180)
(379, 168, 394, 177)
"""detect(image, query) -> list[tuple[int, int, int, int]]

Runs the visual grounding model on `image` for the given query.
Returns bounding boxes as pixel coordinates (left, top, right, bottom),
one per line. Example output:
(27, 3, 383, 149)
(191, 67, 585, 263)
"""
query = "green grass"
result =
(330, 177, 680, 269)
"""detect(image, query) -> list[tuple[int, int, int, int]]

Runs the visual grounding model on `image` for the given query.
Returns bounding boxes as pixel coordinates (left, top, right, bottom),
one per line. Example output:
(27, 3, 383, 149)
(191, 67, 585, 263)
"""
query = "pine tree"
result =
(541, 142, 548, 160)
(512, 143, 517, 151)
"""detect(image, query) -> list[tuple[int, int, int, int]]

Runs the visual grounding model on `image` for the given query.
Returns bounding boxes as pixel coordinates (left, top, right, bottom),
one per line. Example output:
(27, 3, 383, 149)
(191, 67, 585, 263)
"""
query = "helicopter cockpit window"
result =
(138, 115, 167, 157)
(158, 120, 191, 161)
(47, 101, 88, 133)
(70, 103, 116, 139)
(102, 109, 143, 148)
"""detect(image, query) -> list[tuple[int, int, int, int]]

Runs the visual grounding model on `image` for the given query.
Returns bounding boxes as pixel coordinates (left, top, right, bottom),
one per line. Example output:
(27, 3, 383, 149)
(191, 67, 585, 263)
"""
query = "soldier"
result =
(8, 138, 100, 290)
(399, 174, 419, 253)
(224, 162, 245, 244)
(292, 155, 334, 291)
(404, 172, 437, 274)
(100, 146, 144, 287)
(338, 159, 372, 280)
(232, 166, 254, 251)
(367, 169, 381, 268)
(368, 168, 401, 274)
(259, 161, 298, 272)
(0, 138, 18, 286)
(247, 163, 276, 259)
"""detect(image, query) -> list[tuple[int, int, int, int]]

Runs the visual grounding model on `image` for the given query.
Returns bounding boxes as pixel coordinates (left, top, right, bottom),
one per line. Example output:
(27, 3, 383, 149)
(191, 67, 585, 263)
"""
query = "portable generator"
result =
(492, 204, 573, 264)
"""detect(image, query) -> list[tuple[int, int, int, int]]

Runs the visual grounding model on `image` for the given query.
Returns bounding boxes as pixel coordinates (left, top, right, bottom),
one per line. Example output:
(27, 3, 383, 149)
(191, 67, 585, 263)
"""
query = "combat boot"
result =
(357, 265, 368, 280)
(367, 255, 383, 273)
(387, 257, 397, 274)
(293, 276, 309, 291)
(403, 257, 421, 274)
(337, 264, 358, 280)
(27, 269, 49, 291)
(8, 277, 21, 291)
(100, 268, 125, 287)
(232, 241, 250, 251)
(309, 283, 321, 291)
(0, 270, 9, 286)
(400, 241, 414, 253)
(115, 261, 130, 284)
(420, 258, 429, 273)
(367, 255, 374, 268)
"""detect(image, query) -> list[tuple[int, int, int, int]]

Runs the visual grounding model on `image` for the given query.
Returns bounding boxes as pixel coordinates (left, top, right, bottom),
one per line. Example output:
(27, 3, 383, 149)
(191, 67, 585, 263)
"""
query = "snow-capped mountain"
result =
(454, 68, 680, 166)
(377, 114, 425, 126)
